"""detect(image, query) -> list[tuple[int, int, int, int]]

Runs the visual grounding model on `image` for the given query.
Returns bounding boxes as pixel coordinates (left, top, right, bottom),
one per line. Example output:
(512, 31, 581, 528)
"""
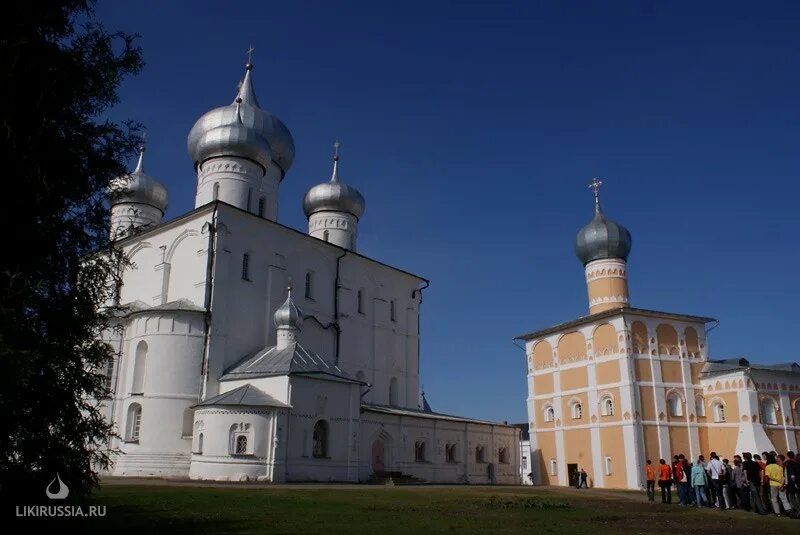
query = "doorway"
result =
(567, 463, 579, 487)
(371, 440, 385, 473)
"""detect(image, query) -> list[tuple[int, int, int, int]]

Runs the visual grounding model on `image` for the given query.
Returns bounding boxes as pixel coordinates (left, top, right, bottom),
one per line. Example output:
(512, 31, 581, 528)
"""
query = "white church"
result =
(101, 59, 519, 484)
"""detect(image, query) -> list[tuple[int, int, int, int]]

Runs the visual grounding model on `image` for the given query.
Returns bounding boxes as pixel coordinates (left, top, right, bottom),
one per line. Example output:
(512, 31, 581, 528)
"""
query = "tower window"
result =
(257, 197, 265, 218)
(126, 403, 142, 441)
(390, 300, 396, 322)
(312, 420, 328, 458)
(246, 188, 252, 212)
(242, 253, 250, 281)
(213, 182, 220, 200)
(600, 397, 614, 416)
(304, 272, 313, 300)
(357, 289, 364, 314)
(323, 230, 330, 242)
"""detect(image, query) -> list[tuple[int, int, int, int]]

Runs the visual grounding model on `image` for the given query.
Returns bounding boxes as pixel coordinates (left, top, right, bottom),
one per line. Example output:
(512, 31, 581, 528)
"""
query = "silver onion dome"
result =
(108, 147, 169, 213)
(187, 63, 295, 176)
(274, 286, 303, 330)
(303, 144, 366, 219)
(574, 179, 632, 266)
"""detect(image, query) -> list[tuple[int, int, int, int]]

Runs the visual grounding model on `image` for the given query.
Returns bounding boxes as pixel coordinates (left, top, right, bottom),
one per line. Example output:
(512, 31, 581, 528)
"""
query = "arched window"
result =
(498, 447, 508, 464)
(103, 357, 115, 391)
(570, 401, 582, 419)
(600, 397, 614, 416)
(389, 377, 398, 406)
(761, 399, 778, 425)
(667, 393, 683, 417)
(446, 443, 456, 462)
(126, 403, 142, 441)
(197, 433, 204, 455)
(475, 445, 485, 463)
(695, 396, 706, 417)
(544, 405, 555, 422)
(257, 197, 265, 218)
(712, 401, 726, 423)
(305, 272, 313, 299)
(241, 253, 250, 280)
(235, 435, 248, 454)
(131, 341, 147, 394)
(313, 420, 328, 458)
(323, 230, 330, 242)
(212, 182, 220, 200)
(415, 441, 426, 462)
(182, 407, 194, 437)
(357, 289, 364, 314)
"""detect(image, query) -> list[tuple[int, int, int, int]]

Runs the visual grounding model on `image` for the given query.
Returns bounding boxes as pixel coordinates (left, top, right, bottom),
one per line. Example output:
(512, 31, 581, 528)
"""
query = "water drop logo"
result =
(45, 473, 69, 500)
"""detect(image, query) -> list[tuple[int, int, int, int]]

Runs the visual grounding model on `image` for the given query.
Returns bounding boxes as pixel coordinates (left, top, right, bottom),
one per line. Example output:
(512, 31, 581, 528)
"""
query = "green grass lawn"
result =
(68, 483, 798, 534)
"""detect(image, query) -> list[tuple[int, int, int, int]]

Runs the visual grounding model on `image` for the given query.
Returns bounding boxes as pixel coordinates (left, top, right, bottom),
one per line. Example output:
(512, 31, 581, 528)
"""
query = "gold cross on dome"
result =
(247, 45, 255, 64)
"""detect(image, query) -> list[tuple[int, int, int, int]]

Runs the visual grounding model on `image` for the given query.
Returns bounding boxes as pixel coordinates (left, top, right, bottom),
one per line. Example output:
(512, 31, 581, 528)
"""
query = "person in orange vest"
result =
(658, 458, 673, 504)
(645, 460, 656, 501)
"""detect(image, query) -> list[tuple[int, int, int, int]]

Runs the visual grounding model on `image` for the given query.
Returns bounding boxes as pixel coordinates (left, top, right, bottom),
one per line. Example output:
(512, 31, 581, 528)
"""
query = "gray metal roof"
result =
(514, 307, 717, 341)
(194, 384, 289, 408)
(221, 342, 360, 383)
(361, 403, 515, 427)
(700, 358, 800, 377)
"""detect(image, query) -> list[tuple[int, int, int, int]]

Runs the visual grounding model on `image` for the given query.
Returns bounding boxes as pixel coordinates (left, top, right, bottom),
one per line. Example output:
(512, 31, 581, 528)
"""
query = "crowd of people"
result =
(644, 450, 799, 519)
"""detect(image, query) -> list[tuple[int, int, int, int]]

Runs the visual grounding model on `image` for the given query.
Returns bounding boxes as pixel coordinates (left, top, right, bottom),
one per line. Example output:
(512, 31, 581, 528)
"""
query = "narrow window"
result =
(305, 272, 313, 299)
(390, 300, 396, 322)
(213, 182, 220, 200)
(668, 394, 683, 417)
(446, 443, 456, 462)
(323, 230, 330, 242)
(696, 397, 706, 417)
(549, 459, 557, 476)
(415, 441, 426, 462)
(103, 357, 115, 391)
(522, 457, 528, 470)
(313, 420, 328, 458)
(357, 289, 364, 314)
(246, 187, 252, 212)
(131, 341, 147, 394)
(571, 401, 582, 419)
(126, 403, 142, 441)
(257, 197, 265, 218)
(241, 253, 250, 281)
(605, 456, 612, 476)
(544, 406, 555, 422)
(713, 402, 726, 423)
(499, 447, 508, 464)
(475, 445, 485, 463)
(601, 397, 614, 416)
(236, 435, 248, 454)
(197, 433, 204, 455)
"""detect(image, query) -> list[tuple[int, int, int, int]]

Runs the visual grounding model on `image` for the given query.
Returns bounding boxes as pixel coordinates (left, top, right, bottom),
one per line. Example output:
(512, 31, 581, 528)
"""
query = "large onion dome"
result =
(274, 286, 303, 330)
(574, 179, 632, 266)
(187, 62, 295, 177)
(108, 147, 168, 213)
(302, 144, 366, 219)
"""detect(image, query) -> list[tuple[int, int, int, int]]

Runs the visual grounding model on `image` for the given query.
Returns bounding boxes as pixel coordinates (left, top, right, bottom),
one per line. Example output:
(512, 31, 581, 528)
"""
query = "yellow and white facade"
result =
(518, 180, 800, 489)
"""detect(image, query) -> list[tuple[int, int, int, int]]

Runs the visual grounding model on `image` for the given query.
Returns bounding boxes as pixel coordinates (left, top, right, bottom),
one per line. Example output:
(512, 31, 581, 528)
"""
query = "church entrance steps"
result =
(366, 471, 429, 486)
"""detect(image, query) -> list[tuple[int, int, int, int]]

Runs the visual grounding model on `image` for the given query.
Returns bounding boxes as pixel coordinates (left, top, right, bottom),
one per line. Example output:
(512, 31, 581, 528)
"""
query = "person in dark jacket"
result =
(742, 452, 767, 515)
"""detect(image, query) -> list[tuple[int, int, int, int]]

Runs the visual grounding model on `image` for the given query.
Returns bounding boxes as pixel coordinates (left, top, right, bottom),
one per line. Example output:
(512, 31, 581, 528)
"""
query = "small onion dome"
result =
(187, 63, 295, 177)
(108, 147, 169, 213)
(574, 182, 632, 266)
(274, 286, 303, 330)
(302, 145, 366, 219)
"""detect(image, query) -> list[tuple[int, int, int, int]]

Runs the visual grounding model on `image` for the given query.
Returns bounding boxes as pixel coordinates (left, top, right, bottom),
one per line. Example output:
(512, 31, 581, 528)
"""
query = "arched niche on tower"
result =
(631, 321, 648, 354)
(684, 327, 700, 358)
(531, 340, 553, 369)
(592, 323, 618, 356)
(557, 332, 586, 363)
(656, 324, 679, 356)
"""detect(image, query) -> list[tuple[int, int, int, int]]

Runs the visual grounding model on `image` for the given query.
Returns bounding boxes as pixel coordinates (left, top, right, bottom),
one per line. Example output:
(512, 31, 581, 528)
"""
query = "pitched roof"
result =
(514, 307, 717, 341)
(361, 403, 515, 427)
(701, 358, 800, 377)
(194, 384, 289, 408)
(221, 342, 360, 383)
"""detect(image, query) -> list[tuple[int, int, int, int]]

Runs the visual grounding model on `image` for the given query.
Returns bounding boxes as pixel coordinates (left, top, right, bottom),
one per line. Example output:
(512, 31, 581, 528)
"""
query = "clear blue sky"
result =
(97, 1, 800, 423)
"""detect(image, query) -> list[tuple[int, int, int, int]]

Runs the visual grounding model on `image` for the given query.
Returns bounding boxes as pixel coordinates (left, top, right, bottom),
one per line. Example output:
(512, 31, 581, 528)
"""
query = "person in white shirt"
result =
(708, 452, 727, 509)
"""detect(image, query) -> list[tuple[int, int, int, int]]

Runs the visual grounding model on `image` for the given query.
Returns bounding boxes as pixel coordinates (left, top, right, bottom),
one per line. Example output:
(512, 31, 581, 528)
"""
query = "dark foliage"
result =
(0, 1, 143, 499)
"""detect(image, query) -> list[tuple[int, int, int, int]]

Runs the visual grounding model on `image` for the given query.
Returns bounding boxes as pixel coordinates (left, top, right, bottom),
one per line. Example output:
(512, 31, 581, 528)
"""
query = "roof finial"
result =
(589, 177, 603, 214)
(246, 45, 255, 69)
(133, 133, 146, 174)
(330, 140, 341, 183)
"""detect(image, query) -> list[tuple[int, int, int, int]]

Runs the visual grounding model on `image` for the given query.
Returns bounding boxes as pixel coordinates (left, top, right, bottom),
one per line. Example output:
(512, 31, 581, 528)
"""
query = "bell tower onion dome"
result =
(574, 178, 632, 314)
(303, 142, 365, 251)
(108, 144, 168, 239)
